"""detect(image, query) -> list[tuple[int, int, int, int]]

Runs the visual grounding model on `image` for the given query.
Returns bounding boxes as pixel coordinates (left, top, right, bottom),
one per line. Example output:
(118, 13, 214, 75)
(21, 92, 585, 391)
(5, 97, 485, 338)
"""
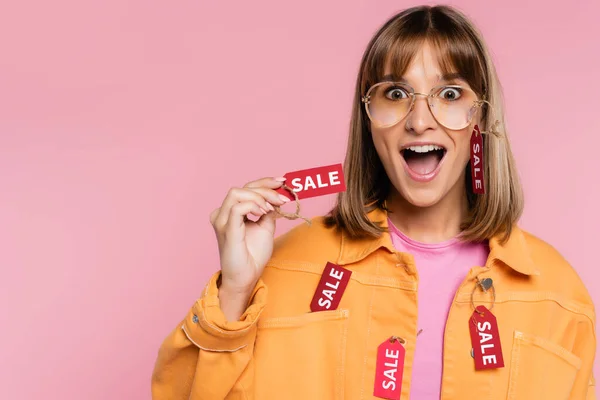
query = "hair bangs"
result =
(361, 7, 489, 99)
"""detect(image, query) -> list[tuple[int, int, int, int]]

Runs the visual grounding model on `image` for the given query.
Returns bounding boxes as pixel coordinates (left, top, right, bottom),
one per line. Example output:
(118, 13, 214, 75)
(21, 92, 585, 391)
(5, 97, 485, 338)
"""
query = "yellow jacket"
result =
(152, 207, 596, 399)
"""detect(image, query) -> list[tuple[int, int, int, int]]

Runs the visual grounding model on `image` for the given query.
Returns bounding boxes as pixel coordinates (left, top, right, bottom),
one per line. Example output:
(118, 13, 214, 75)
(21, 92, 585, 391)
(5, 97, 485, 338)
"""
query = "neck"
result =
(386, 179, 469, 243)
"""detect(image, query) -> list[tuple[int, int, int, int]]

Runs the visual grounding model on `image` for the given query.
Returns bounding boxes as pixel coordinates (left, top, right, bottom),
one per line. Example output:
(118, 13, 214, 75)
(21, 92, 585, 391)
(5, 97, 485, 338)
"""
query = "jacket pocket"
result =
(507, 330, 582, 400)
(254, 309, 350, 400)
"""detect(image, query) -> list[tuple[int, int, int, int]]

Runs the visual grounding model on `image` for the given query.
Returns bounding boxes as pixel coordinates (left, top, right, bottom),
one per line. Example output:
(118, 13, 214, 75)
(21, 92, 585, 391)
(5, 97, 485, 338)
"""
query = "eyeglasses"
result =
(361, 81, 487, 130)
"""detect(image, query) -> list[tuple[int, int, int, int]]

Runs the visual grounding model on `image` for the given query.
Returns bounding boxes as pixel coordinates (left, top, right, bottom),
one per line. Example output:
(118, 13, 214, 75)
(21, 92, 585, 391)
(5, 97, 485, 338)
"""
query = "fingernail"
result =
(274, 177, 286, 182)
(278, 194, 291, 203)
(265, 202, 275, 211)
(259, 207, 268, 214)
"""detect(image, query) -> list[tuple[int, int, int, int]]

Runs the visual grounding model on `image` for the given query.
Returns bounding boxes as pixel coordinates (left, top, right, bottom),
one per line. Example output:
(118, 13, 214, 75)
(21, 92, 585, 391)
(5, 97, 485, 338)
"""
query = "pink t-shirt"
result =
(387, 218, 489, 399)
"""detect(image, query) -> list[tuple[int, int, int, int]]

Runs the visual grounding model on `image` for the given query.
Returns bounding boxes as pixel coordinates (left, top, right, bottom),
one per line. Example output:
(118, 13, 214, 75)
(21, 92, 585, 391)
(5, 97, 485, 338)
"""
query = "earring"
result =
(470, 125, 485, 194)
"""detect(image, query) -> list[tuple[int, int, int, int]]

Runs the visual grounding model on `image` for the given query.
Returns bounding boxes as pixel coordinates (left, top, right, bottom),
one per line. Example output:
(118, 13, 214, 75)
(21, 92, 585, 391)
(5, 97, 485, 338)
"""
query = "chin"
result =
(399, 186, 446, 208)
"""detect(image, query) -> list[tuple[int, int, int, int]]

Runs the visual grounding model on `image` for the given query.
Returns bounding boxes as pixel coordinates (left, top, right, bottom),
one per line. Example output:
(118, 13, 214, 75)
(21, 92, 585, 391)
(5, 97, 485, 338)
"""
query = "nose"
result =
(405, 94, 437, 135)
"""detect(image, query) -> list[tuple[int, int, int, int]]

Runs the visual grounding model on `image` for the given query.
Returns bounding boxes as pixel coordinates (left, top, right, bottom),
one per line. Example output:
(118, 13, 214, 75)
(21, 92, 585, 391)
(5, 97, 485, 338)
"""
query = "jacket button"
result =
(192, 315, 199, 323)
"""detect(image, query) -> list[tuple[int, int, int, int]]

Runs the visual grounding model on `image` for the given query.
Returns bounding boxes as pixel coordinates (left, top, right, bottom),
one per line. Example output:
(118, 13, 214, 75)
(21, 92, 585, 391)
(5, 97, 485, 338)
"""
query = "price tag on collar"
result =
(469, 305, 504, 370)
(374, 336, 405, 399)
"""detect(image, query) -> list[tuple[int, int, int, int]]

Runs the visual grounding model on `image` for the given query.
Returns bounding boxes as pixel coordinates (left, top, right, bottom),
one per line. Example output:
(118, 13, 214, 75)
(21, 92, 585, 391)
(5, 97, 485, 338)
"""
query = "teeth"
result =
(405, 144, 444, 153)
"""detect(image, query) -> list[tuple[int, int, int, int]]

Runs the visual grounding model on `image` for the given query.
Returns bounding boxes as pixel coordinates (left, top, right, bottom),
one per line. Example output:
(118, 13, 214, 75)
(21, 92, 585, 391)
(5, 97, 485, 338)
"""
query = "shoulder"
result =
(269, 215, 342, 267)
(520, 227, 595, 311)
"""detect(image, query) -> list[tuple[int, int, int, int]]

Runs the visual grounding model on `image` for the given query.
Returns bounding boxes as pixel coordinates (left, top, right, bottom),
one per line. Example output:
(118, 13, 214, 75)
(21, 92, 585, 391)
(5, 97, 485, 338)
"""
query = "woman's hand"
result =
(209, 177, 290, 320)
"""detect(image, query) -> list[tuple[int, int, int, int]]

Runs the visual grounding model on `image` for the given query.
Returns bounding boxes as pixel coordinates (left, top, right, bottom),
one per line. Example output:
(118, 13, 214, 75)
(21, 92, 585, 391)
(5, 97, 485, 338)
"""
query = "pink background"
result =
(1, 1, 598, 398)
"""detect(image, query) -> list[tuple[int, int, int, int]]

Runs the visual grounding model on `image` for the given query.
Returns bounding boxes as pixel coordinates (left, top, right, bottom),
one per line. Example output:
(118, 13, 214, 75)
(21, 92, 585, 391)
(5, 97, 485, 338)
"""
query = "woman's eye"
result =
(438, 87, 462, 100)
(384, 87, 409, 100)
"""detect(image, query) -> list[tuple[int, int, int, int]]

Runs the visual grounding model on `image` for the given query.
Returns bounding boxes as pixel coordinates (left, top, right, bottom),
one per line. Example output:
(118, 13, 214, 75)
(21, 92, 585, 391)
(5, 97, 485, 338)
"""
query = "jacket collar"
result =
(336, 206, 540, 276)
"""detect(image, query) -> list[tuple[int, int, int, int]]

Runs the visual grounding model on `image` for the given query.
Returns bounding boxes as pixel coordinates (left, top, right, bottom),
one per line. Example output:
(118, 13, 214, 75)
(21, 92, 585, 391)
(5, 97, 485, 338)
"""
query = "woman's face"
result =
(370, 42, 479, 208)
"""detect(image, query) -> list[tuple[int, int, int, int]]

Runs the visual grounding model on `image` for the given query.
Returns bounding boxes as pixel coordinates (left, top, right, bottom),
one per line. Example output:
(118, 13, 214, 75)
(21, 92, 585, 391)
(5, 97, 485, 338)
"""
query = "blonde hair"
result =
(324, 5, 523, 244)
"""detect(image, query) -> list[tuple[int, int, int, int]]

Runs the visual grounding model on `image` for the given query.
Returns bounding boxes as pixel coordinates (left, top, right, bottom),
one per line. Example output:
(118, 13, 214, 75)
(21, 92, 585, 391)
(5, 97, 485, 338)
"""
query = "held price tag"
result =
(374, 336, 405, 400)
(309, 262, 351, 312)
(469, 305, 504, 370)
(470, 125, 485, 194)
(275, 163, 346, 200)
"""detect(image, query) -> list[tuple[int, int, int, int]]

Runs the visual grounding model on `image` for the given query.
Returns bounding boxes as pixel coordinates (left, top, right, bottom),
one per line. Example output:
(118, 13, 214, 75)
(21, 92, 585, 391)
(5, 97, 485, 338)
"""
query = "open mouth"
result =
(400, 144, 447, 181)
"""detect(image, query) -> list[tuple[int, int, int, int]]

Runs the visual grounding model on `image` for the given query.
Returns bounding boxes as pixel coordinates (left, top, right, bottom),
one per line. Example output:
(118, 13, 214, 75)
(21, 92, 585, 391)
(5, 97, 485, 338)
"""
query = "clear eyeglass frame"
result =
(361, 81, 491, 132)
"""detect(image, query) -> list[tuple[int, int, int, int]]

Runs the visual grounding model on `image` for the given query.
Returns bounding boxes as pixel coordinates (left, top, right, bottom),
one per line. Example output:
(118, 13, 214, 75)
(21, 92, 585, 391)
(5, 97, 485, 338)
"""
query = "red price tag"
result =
(470, 125, 485, 194)
(310, 262, 351, 312)
(469, 305, 504, 370)
(374, 337, 405, 399)
(275, 163, 346, 200)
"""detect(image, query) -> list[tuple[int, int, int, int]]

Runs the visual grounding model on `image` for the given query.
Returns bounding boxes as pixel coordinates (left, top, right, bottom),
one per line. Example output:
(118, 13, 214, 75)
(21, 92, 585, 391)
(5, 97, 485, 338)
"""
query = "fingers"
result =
(215, 188, 273, 228)
(256, 208, 277, 234)
(244, 177, 286, 190)
(209, 207, 220, 226)
(246, 187, 291, 207)
(226, 201, 267, 238)
(211, 177, 291, 234)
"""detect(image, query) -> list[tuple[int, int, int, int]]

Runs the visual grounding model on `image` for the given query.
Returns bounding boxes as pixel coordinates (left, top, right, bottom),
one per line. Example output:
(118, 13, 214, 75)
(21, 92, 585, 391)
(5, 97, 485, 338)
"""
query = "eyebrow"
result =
(381, 72, 465, 83)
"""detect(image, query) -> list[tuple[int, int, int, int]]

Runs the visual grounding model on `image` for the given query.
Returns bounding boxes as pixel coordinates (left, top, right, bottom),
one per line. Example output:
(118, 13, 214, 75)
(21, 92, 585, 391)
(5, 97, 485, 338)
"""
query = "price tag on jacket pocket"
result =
(275, 163, 346, 200)
(374, 336, 405, 399)
(469, 305, 504, 370)
(309, 262, 351, 312)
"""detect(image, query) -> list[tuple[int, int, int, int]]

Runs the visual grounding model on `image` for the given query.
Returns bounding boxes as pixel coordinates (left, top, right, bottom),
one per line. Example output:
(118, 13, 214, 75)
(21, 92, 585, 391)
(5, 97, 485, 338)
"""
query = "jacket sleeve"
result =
(151, 271, 267, 400)
(570, 308, 597, 400)
(587, 372, 597, 400)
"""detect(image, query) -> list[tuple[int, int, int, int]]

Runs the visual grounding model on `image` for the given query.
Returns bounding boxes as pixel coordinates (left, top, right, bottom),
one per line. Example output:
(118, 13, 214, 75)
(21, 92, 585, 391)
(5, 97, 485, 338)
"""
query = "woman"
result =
(152, 5, 596, 399)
